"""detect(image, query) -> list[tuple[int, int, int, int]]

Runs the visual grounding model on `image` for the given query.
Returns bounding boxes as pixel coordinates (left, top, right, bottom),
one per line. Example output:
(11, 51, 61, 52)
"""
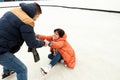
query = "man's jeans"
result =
(0, 52, 27, 80)
(48, 52, 62, 67)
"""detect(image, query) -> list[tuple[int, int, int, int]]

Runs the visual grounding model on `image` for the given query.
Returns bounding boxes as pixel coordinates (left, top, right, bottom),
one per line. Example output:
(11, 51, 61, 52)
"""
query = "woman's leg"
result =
(41, 52, 63, 74)
(49, 52, 62, 67)
(48, 53, 54, 60)
(0, 52, 27, 80)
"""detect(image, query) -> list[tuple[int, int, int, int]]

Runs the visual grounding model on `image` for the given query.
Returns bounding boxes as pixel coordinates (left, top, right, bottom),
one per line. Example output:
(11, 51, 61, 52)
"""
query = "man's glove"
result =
(28, 47, 40, 62)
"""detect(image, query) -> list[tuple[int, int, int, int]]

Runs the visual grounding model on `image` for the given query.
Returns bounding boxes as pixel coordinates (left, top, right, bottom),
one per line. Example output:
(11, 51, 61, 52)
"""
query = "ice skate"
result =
(40, 64, 52, 75)
(2, 71, 15, 79)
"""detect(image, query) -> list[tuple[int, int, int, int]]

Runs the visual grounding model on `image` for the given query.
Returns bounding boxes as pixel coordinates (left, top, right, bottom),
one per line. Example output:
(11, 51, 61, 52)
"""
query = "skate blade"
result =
(40, 68, 48, 80)
(40, 68, 47, 76)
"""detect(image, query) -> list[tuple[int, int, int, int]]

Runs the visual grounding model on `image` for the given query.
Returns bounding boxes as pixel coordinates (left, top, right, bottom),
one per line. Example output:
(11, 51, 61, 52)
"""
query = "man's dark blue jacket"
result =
(0, 3, 45, 54)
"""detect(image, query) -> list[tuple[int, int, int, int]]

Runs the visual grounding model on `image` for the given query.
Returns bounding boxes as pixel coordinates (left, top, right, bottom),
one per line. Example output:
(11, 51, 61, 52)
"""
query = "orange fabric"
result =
(38, 35, 53, 41)
(11, 8, 34, 27)
(38, 34, 76, 69)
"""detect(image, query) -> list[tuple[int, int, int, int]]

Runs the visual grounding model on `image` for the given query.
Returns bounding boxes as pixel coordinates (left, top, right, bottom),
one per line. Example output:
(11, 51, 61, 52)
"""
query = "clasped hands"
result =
(44, 40, 50, 47)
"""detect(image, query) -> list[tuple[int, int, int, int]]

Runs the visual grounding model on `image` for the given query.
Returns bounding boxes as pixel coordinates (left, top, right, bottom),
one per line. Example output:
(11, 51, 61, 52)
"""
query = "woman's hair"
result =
(54, 28, 65, 37)
(34, 2, 42, 14)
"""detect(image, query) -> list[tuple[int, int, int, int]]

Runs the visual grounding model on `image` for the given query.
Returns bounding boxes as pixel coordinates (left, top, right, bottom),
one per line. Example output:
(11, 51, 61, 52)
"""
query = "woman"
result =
(37, 28, 76, 74)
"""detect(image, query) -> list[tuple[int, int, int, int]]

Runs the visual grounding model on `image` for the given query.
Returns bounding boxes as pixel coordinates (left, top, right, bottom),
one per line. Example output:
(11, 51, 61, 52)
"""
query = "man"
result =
(0, 2, 46, 80)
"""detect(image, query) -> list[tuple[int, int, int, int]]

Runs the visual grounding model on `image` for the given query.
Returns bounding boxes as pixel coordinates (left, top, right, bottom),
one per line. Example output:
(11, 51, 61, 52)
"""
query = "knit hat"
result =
(20, 3, 37, 18)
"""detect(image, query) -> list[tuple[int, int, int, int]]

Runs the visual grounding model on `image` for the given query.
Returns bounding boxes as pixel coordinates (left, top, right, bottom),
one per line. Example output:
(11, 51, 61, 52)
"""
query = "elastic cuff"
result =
(48, 42, 52, 47)
(36, 34, 40, 39)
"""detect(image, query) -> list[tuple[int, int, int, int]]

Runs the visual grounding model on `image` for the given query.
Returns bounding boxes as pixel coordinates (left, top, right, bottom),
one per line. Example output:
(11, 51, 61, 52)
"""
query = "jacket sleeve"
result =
(51, 41, 64, 49)
(38, 35, 53, 41)
(20, 24, 45, 48)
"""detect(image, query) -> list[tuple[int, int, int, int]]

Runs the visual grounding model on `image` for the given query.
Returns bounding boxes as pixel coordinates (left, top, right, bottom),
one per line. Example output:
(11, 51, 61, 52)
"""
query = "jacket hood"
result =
(61, 34, 67, 40)
(20, 3, 37, 18)
(55, 34, 67, 41)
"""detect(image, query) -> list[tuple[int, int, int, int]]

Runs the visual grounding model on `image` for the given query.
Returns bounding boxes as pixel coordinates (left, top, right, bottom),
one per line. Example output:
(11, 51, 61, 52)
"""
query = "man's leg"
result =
(3, 66, 12, 74)
(0, 52, 27, 80)
(2, 66, 15, 79)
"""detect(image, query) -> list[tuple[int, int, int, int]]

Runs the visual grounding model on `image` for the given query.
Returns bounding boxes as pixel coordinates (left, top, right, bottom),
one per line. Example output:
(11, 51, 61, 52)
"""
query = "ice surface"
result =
(0, 0, 120, 80)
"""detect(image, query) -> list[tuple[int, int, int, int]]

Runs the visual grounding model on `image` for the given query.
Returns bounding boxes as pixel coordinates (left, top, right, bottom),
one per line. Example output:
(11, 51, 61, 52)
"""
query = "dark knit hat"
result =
(20, 3, 37, 18)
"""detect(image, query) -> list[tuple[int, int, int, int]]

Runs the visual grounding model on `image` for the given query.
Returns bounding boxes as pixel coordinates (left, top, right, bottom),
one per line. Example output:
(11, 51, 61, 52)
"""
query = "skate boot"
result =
(41, 64, 52, 74)
(2, 71, 15, 79)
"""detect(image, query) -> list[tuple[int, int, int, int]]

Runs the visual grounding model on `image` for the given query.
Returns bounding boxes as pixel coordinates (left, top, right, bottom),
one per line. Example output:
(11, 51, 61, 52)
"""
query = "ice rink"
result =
(0, 0, 120, 80)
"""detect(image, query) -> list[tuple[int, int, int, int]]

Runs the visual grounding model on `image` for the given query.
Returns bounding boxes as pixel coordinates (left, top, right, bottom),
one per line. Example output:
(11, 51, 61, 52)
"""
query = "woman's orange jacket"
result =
(38, 34, 76, 69)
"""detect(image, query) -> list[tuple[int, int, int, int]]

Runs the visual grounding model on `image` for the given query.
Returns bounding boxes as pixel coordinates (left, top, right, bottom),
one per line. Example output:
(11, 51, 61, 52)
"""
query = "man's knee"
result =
(16, 65, 27, 74)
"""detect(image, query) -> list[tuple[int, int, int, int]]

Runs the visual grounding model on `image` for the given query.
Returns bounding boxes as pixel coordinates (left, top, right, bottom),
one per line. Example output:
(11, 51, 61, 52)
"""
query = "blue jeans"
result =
(0, 0, 4, 2)
(0, 52, 27, 80)
(48, 52, 62, 67)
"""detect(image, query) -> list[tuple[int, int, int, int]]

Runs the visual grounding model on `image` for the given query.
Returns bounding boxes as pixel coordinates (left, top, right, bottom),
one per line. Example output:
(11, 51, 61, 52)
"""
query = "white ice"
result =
(0, 0, 120, 80)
